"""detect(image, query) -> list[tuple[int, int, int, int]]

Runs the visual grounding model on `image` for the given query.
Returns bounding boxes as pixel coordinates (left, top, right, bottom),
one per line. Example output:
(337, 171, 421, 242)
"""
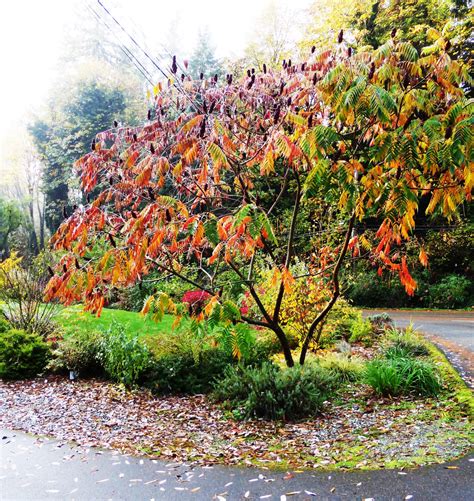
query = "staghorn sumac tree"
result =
(45, 31, 473, 367)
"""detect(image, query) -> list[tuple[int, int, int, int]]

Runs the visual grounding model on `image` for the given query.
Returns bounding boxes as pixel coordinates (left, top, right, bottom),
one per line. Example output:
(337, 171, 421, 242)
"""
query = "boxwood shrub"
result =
(0, 329, 50, 379)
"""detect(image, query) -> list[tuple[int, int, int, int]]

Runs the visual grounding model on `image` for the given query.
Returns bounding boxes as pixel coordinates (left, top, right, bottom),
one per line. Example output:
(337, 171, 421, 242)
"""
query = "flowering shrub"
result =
(239, 292, 250, 316)
(182, 290, 211, 315)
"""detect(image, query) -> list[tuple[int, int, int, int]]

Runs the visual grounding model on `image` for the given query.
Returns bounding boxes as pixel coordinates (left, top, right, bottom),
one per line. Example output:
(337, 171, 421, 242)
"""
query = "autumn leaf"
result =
(419, 247, 428, 267)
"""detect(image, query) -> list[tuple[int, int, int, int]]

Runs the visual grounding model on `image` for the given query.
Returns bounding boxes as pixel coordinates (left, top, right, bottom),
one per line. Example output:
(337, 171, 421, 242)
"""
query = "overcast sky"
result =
(0, 0, 312, 142)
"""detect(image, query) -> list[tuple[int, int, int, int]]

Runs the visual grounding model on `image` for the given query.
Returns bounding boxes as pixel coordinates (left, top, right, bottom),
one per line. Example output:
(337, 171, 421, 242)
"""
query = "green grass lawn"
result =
(56, 305, 174, 338)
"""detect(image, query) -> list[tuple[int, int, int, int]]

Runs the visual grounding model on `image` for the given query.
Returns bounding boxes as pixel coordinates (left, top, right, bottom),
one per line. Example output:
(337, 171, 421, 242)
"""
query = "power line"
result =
(96, 0, 176, 83)
(87, 4, 154, 86)
(87, 1, 185, 116)
(95, 0, 198, 110)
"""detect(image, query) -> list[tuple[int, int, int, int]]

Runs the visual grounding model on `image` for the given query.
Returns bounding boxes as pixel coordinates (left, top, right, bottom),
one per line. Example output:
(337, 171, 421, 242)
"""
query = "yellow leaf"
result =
(260, 147, 275, 175)
(181, 114, 205, 133)
(207, 142, 228, 169)
(204, 295, 219, 316)
(271, 267, 280, 287)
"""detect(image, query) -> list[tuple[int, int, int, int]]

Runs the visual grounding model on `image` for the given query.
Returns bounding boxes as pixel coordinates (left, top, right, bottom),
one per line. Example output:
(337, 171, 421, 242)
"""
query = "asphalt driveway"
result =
(1, 429, 473, 501)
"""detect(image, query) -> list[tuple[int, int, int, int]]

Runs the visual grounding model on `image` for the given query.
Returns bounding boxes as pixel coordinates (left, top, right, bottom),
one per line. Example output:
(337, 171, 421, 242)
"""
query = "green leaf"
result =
(204, 217, 220, 246)
(303, 159, 330, 197)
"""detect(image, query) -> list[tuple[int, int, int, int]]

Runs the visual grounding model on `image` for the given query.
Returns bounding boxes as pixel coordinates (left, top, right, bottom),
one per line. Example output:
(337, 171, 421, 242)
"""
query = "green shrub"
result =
(319, 299, 361, 347)
(145, 322, 274, 395)
(148, 348, 235, 394)
(365, 357, 441, 397)
(424, 224, 473, 279)
(0, 329, 50, 379)
(248, 335, 282, 364)
(213, 362, 340, 420)
(426, 274, 472, 309)
(0, 317, 11, 333)
(349, 316, 374, 346)
(114, 274, 195, 311)
(98, 321, 152, 387)
(347, 270, 409, 308)
(318, 353, 364, 383)
(48, 329, 103, 376)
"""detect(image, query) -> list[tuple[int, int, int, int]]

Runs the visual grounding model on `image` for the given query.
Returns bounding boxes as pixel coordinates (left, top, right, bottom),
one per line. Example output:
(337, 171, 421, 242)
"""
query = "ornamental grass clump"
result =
(318, 353, 364, 383)
(365, 357, 441, 397)
(384, 328, 430, 359)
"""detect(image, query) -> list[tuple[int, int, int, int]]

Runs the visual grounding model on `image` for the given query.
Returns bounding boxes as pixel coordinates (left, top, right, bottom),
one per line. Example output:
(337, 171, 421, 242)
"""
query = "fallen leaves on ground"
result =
(0, 377, 470, 469)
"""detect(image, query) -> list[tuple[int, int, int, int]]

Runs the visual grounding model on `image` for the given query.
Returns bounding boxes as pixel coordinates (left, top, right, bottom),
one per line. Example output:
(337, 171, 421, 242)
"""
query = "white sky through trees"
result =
(0, 0, 311, 144)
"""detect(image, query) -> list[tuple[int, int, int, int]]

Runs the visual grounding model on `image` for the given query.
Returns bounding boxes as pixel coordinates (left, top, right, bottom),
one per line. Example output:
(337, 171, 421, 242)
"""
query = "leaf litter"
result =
(0, 376, 471, 470)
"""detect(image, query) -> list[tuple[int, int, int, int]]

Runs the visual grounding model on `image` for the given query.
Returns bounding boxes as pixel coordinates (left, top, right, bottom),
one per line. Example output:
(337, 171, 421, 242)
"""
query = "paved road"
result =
(1, 429, 473, 501)
(364, 310, 474, 351)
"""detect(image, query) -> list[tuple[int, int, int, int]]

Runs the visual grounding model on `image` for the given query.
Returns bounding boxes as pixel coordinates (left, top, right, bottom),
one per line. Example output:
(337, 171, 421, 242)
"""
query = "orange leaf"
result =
(281, 266, 295, 293)
(419, 248, 428, 267)
(141, 295, 154, 315)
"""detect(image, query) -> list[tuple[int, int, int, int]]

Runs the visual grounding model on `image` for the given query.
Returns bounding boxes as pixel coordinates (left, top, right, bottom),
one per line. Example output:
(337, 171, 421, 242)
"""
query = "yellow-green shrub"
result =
(248, 263, 360, 349)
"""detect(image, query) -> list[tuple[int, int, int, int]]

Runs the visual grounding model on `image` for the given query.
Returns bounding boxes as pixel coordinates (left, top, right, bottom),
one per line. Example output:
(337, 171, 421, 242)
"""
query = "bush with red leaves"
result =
(182, 290, 211, 315)
(240, 292, 250, 316)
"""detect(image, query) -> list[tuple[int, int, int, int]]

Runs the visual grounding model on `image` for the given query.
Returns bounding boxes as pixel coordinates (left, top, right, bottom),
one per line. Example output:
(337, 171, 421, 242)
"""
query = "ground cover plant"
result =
(44, 32, 472, 370)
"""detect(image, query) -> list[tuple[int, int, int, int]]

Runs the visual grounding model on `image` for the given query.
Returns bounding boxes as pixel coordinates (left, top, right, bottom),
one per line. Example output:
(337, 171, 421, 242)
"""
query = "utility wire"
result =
(88, 1, 183, 115)
(96, 0, 171, 81)
(87, 4, 154, 86)
(96, 0, 199, 110)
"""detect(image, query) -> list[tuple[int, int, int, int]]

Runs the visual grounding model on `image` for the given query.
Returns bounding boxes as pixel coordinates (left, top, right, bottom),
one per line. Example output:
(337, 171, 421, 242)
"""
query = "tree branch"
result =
(273, 169, 301, 322)
(146, 257, 214, 294)
(299, 212, 356, 364)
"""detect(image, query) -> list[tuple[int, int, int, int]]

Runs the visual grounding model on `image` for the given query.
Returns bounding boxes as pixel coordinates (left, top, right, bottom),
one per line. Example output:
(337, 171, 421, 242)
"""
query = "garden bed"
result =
(1, 346, 471, 471)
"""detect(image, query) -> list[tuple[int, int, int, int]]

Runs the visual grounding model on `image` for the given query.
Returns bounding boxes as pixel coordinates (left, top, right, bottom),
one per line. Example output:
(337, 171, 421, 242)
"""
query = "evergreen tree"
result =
(188, 29, 223, 79)
(0, 198, 22, 258)
(357, 0, 465, 51)
(29, 80, 129, 233)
